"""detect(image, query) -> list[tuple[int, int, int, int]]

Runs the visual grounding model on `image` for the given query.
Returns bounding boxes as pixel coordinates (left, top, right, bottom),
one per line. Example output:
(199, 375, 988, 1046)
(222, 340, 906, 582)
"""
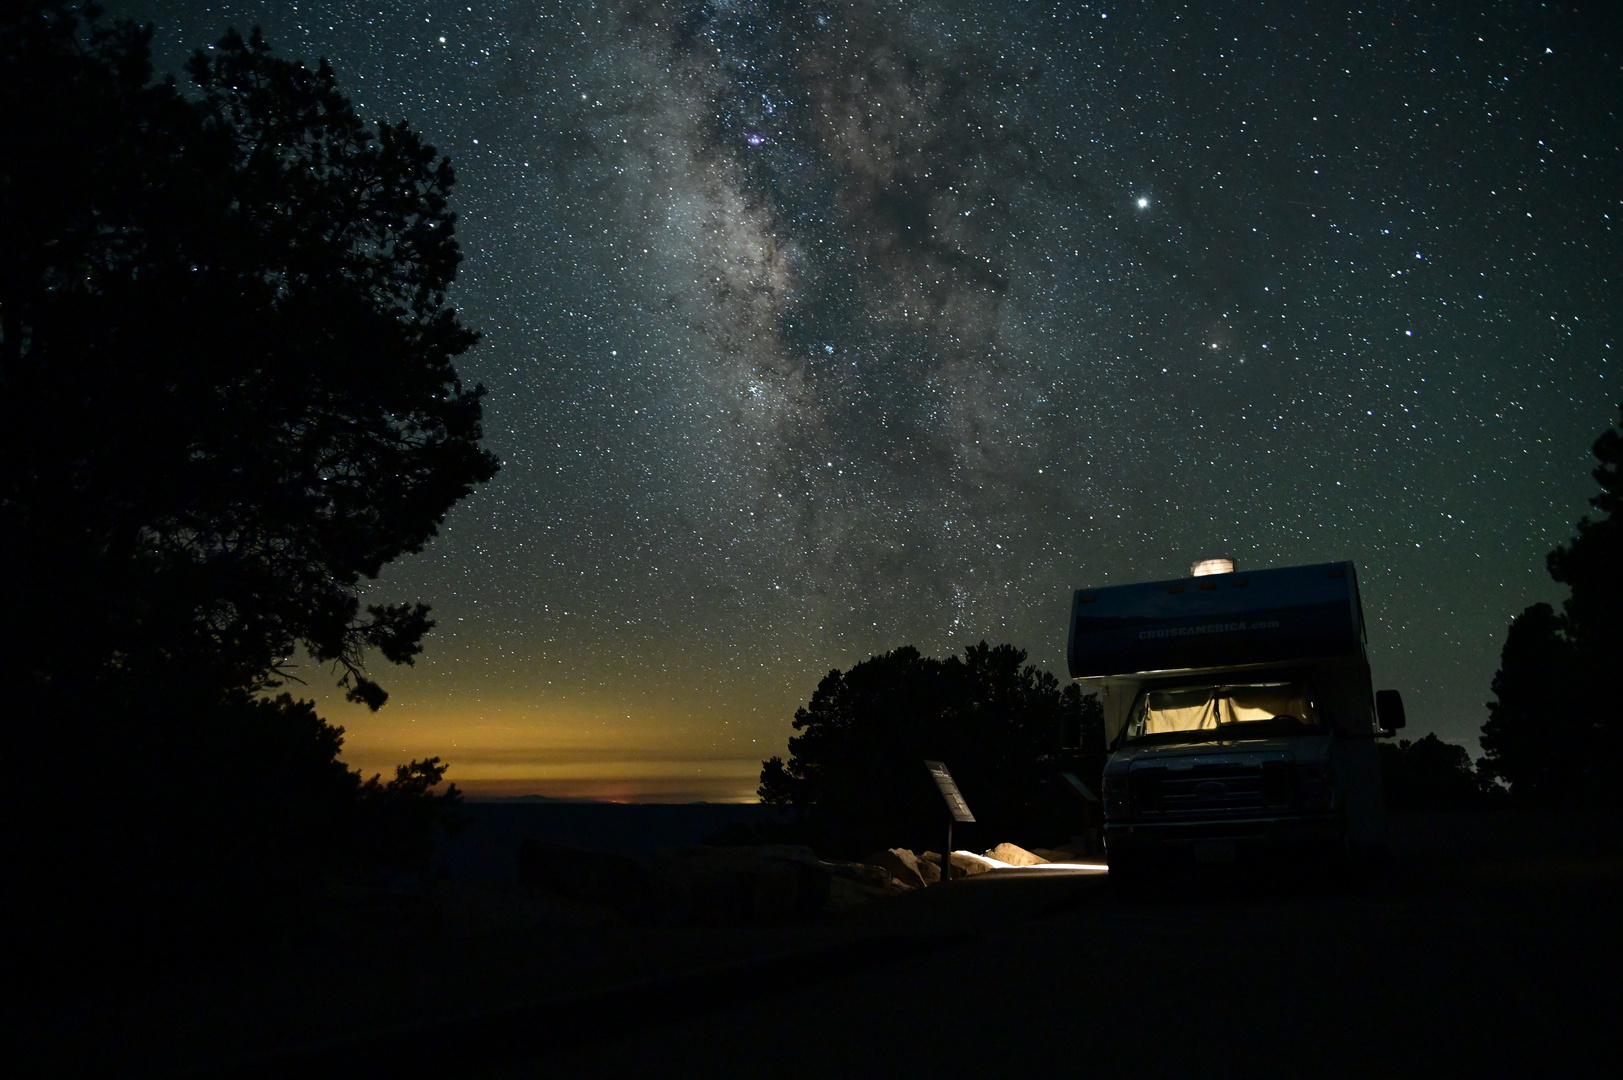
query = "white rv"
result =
(1065, 561, 1406, 874)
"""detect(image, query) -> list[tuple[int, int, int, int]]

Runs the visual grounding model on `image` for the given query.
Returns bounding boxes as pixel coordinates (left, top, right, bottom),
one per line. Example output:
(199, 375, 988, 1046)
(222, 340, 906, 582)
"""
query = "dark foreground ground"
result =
(482, 813, 1622, 1080)
(37, 812, 1622, 1078)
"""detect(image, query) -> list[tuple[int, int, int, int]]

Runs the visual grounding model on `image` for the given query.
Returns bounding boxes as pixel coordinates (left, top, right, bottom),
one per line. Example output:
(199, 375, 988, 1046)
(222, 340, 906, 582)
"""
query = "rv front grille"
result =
(1129, 760, 1300, 817)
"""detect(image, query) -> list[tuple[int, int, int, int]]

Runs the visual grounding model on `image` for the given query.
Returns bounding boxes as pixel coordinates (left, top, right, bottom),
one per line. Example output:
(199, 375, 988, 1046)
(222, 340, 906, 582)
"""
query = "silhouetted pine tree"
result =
(1481, 407, 1623, 808)
(760, 642, 1093, 857)
(1380, 733, 1499, 811)
(1550, 408, 1623, 668)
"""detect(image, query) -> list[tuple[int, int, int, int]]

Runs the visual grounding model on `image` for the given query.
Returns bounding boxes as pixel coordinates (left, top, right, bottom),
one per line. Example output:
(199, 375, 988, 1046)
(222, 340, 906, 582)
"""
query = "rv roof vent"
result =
(1190, 558, 1235, 577)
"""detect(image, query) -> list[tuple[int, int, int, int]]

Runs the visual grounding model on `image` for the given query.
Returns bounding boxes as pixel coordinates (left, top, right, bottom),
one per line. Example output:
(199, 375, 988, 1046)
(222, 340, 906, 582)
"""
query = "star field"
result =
(128, 1, 1621, 800)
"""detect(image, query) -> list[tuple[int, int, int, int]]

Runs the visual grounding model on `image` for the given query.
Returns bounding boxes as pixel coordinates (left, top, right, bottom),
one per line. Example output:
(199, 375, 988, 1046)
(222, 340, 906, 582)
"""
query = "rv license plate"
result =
(1193, 840, 1236, 864)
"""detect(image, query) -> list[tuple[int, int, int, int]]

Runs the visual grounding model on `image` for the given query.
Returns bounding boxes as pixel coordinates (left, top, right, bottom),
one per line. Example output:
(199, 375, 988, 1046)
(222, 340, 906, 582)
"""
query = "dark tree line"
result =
(1, 3, 496, 952)
(1379, 734, 1504, 812)
(759, 642, 1100, 858)
(1481, 405, 1623, 809)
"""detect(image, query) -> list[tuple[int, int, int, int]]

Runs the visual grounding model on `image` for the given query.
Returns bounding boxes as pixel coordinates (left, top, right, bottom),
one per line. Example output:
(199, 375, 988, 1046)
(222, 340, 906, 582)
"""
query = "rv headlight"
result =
(1102, 773, 1130, 819)
(1299, 764, 1334, 811)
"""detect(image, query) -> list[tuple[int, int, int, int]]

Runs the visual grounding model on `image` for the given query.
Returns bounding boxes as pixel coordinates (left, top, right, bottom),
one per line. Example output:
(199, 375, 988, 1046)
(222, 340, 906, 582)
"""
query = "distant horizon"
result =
(447, 776, 761, 804)
(461, 794, 772, 806)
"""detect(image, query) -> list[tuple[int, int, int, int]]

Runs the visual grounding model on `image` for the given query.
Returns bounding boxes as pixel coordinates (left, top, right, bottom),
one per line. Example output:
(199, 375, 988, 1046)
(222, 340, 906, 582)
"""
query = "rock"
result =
(986, 843, 1049, 867)
(921, 851, 990, 880)
(825, 875, 896, 911)
(865, 848, 929, 889)
(517, 839, 830, 925)
(650, 845, 831, 925)
(742, 844, 823, 864)
(517, 839, 654, 908)
(949, 851, 995, 876)
(822, 859, 894, 889)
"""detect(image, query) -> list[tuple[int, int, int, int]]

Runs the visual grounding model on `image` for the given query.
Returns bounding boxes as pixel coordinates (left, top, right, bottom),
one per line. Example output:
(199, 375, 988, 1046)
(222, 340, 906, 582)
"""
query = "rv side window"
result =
(1123, 682, 1322, 745)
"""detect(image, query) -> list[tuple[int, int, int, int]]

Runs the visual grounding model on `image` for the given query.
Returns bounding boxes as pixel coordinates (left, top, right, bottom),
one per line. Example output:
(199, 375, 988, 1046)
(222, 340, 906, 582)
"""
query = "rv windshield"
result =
(1122, 682, 1322, 746)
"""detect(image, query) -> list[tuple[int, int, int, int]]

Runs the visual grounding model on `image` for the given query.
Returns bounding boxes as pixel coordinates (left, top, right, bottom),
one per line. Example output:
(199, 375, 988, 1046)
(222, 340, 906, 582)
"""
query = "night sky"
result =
(123, 1, 1619, 801)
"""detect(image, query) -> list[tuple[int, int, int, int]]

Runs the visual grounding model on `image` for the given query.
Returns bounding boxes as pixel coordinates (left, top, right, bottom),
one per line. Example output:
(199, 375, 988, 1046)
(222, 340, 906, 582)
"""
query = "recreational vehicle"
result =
(1065, 560, 1406, 874)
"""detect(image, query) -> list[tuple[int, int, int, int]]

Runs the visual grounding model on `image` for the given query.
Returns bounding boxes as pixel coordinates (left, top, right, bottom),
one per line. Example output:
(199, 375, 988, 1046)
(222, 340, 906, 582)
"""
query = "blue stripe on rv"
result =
(1066, 561, 1364, 679)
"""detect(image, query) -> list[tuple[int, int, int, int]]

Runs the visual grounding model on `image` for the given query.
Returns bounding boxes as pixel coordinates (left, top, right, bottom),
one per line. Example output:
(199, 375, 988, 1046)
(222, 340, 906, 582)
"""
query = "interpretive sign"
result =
(924, 760, 976, 823)
(1061, 771, 1100, 804)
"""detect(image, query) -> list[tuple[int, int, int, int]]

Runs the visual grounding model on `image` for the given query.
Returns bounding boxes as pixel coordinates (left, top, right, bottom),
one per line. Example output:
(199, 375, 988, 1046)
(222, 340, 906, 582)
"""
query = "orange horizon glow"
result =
(319, 686, 774, 805)
(450, 776, 762, 803)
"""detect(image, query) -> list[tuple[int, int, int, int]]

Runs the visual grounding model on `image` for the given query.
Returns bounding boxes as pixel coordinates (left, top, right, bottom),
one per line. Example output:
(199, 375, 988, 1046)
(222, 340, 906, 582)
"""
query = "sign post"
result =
(923, 760, 975, 884)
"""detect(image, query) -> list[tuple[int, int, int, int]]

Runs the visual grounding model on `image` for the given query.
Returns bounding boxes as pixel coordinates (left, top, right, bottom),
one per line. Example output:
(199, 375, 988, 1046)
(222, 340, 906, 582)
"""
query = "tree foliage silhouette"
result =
(0, 3, 495, 948)
(1, 4, 497, 711)
(1549, 406, 1623, 667)
(759, 642, 1092, 858)
(1481, 406, 1623, 808)
(1379, 733, 1499, 811)
(1480, 603, 1585, 805)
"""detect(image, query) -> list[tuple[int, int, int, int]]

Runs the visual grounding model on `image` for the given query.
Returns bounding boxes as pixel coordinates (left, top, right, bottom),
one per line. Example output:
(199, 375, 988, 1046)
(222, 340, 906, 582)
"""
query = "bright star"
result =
(1137, 197, 1149, 209)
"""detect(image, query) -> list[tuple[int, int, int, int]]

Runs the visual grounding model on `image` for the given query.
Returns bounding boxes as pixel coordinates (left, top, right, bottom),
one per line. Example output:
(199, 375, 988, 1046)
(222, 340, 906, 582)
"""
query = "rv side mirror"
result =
(1376, 689, 1407, 732)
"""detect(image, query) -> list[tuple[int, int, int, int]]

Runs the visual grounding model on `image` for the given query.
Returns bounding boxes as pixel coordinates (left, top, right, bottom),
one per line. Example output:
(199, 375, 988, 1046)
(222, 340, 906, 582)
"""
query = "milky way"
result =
(129, 1, 1619, 799)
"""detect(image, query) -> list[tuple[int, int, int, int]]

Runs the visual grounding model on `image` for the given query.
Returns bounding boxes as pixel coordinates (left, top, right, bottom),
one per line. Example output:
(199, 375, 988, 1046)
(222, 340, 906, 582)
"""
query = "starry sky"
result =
(123, 1, 1619, 801)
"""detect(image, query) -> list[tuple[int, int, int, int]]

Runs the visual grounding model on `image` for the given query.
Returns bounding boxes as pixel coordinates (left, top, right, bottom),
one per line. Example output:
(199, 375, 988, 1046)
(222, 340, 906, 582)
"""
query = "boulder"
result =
(986, 843, 1049, 867)
(517, 839, 654, 908)
(865, 848, 929, 889)
(743, 844, 823, 864)
(949, 851, 996, 876)
(822, 859, 895, 889)
(921, 851, 990, 880)
(650, 845, 831, 925)
(517, 839, 830, 925)
(826, 875, 896, 911)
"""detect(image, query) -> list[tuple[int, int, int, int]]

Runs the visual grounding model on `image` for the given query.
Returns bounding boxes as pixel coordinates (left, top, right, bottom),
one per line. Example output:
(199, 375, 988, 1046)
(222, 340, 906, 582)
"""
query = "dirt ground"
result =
(480, 812, 1622, 1080)
(38, 812, 1623, 1077)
